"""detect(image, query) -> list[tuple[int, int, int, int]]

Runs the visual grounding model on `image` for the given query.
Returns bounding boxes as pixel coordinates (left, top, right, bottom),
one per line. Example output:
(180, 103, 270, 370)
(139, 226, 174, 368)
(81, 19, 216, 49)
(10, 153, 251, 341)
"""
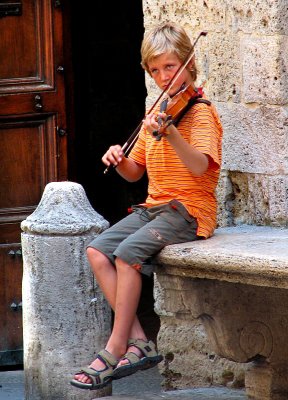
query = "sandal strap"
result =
(120, 351, 141, 365)
(80, 366, 103, 387)
(77, 350, 117, 388)
(131, 339, 158, 358)
(98, 349, 119, 368)
(128, 338, 136, 346)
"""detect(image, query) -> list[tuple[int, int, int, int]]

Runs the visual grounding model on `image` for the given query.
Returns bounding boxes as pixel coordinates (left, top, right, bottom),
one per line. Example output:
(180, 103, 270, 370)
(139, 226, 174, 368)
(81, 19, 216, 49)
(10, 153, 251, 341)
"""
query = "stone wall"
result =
(142, 0, 288, 228)
(142, 0, 288, 390)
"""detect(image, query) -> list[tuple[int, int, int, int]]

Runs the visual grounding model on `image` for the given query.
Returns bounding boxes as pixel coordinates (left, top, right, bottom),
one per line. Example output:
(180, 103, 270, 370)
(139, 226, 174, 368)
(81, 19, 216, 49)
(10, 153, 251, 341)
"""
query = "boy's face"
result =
(148, 52, 194, 97)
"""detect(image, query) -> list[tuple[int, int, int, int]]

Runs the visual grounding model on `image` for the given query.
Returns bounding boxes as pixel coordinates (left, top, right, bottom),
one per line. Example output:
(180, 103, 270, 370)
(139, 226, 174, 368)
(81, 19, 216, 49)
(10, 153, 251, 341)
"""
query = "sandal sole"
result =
(70, 377, 112, 390)
(113, 355, 163, 380)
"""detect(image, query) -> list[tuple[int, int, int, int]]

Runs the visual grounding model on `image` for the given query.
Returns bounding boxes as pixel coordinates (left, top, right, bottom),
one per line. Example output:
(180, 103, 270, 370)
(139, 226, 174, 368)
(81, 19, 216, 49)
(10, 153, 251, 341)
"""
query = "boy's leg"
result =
(74, 203, 198, 383)
(105, 255, 145, 354)
(87, 247, 146, 340)
(111, 203, 199, 369)
(74, 242, 147, 384)
(86, 209, 150, 341)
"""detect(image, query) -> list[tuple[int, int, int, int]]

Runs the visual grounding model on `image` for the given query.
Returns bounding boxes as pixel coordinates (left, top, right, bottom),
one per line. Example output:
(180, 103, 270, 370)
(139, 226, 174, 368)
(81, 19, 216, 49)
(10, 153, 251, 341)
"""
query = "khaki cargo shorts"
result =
(88, 200, 200, 276)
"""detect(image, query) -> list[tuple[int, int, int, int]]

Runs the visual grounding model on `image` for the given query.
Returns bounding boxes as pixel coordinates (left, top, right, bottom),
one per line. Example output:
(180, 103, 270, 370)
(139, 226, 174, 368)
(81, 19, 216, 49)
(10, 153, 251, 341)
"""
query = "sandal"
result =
(113, 339, 163, 380)
(70, 349, 118, 390)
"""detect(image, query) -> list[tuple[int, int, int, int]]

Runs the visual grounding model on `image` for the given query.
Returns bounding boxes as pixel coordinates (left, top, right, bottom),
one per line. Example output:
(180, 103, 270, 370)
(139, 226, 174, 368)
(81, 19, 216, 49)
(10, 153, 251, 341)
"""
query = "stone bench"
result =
(155, 225, 288, 400)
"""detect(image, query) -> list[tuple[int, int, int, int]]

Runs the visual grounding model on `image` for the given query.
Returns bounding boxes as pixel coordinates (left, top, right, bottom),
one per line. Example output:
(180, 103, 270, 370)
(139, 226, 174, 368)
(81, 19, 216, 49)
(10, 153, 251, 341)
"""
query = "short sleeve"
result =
(128, 125, 146, 166)
(189, 103, 222, 168)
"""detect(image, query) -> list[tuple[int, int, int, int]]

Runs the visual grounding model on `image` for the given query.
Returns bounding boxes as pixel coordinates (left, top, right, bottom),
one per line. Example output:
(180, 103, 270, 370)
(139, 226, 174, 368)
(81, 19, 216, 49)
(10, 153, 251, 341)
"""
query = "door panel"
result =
(0, 0, 53, 92)
(0, 244, 23, 366)
(0, 0, 68, 365)
(0, 116, 58, 209)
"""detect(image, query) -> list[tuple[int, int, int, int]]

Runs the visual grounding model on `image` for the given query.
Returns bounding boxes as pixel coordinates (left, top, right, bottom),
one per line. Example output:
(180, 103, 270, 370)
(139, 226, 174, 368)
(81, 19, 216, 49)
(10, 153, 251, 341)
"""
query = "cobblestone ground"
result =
(108, 368, 247, 400)
(0, 368, 247, 400)
(0, 370, 23, 400)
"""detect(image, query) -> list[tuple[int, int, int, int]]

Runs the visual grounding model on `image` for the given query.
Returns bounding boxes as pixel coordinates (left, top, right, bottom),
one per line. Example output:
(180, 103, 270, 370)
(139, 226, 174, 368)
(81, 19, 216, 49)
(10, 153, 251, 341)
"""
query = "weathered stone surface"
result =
(156, 225, 288, 289)
(242, 35, 288, 105)
(155, 273, 288, 398)
(217, 102, 288, 175)
(245, 362, 288, 400)
(143, 0, 227, 33)
(155, 314, 245, 390)
(21, 181, 109, 235)
(21, 182, 111, 399)
(217, 172, 288, 227)
(216, 170, 235, 227)
(227, 0, 288, 35)
(155, 226, 288, 399)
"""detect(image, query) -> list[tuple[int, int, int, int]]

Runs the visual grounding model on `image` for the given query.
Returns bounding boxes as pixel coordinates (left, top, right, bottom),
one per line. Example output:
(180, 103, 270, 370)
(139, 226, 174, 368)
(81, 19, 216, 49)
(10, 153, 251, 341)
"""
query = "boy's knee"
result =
(115, 256, 142, 273)
(86, 247, 104, 263)
(86, 246, 95, 259)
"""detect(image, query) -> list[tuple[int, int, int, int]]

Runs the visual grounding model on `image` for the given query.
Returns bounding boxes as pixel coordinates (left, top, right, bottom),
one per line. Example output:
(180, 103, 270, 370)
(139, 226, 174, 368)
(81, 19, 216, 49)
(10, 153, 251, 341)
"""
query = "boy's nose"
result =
(160, 70, 170, 82)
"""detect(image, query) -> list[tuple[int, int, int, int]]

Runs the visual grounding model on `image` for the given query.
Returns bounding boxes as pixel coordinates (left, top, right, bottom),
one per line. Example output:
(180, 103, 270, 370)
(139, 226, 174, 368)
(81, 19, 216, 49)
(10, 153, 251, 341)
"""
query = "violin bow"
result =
(104, 31, 207, 174)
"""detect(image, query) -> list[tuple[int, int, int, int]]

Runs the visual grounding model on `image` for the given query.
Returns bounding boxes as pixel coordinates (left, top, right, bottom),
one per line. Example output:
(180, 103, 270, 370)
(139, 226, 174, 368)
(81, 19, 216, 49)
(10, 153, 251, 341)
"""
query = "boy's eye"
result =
(149, 64, 177, 75)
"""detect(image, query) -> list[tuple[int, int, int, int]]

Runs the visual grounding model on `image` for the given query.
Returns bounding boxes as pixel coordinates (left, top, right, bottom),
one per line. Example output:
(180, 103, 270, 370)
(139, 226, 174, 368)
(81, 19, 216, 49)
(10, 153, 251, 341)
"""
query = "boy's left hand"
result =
(143, 112, 174, 136)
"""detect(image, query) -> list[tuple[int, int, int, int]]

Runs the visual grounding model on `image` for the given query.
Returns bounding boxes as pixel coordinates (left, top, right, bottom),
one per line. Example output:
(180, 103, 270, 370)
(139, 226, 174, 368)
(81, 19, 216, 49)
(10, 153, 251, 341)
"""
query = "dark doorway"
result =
(67, 2, 160, 342)
(68, 2, 148, 225)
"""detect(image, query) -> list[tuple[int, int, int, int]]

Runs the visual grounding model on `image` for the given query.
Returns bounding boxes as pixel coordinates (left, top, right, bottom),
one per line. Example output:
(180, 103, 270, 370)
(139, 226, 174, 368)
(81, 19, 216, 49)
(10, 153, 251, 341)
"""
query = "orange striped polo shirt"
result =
(128, 100, 223, 238)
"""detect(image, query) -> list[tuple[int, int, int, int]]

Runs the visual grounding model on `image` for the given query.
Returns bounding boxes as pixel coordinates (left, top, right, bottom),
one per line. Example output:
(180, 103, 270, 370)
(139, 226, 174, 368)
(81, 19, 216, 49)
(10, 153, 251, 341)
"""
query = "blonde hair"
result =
(141, 22, 197, 81)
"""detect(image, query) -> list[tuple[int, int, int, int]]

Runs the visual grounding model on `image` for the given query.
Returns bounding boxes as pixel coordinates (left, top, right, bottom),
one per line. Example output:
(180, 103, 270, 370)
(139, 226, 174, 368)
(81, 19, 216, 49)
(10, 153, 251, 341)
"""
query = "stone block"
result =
(218, 172, 288, 227)
(227, 0, 288, 35)
(216, 170, 237, 227)
(204, 33, 241, 103)
(246, 362, 288, 400)
(143, 0, 227, 33)
(155, 226, 288, 398)
(154, 276, 245, 390)
(217, 102, 288, 174)
(242, 35, 288, 105)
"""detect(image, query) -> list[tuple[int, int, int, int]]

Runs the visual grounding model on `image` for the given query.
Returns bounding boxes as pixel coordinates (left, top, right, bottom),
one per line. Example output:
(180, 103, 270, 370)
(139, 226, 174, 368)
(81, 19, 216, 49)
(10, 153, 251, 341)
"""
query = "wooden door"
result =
(0, 0, 68, 366)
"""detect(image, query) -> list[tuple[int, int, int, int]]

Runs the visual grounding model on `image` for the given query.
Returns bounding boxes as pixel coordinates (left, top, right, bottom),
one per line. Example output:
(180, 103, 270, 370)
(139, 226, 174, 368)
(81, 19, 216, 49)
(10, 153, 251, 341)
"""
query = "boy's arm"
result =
(143, 112, 209, 176)
(165, 125, 209, 176)
(102, 145, 146, 182)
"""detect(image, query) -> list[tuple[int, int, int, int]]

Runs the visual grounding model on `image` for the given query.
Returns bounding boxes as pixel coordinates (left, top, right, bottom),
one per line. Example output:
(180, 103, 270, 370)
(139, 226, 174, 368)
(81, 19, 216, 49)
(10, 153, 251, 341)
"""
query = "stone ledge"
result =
(157, 225, 288, 289)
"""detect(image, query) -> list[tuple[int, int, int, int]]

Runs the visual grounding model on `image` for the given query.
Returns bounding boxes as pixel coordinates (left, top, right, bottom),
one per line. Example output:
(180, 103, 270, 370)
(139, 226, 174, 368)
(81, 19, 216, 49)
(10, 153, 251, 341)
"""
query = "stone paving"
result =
(0, 367, 247, 400)
(0, 370, 24, 400)
(109, 367, 247, 400)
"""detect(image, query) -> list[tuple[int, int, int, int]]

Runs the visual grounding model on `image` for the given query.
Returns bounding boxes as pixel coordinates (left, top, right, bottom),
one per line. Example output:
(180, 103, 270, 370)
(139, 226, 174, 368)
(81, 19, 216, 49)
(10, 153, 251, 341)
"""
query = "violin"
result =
(152, 84, 203, 141)
(104, 31, 207, 174)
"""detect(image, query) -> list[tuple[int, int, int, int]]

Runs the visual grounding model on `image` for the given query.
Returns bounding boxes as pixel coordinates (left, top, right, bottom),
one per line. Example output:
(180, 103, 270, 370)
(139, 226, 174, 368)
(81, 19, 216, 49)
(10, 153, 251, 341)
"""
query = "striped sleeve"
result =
(188, 103, 222, 168)
(128, 125, 146, 166)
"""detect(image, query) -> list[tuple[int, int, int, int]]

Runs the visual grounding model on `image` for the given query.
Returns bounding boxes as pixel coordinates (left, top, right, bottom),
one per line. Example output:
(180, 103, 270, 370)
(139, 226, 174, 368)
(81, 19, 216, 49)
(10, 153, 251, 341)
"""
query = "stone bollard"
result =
(21, 182, 112, 400)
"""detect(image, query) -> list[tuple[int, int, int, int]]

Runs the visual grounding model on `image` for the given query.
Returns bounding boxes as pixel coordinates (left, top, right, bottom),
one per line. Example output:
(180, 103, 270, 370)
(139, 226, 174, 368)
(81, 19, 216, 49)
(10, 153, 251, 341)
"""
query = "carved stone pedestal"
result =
(156, 225, 288, 399)
(189, 279, 288, 400)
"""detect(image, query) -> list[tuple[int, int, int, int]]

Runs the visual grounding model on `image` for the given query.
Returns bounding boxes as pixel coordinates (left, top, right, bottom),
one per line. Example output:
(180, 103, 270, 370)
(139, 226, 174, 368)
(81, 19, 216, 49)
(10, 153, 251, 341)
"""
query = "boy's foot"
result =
(70, 349, 118, 390)
(113, 339, 163, 380)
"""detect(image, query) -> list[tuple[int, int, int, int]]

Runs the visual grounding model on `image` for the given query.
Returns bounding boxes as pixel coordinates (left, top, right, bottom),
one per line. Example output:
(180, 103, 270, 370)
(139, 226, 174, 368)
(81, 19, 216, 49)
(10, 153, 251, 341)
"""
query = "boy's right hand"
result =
(102, 145, 123, 168)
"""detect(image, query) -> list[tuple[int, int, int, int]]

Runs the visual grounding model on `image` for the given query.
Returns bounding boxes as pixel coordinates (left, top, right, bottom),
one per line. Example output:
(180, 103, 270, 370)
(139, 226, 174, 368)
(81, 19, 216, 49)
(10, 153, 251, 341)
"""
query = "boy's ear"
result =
(187, 63, 194, 71)
(187, 55, 196, 69)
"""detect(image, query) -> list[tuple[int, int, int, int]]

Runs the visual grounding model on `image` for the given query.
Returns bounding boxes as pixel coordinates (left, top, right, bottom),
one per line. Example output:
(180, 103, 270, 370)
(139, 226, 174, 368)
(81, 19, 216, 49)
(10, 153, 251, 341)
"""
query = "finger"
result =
(109, 147, 123, 165)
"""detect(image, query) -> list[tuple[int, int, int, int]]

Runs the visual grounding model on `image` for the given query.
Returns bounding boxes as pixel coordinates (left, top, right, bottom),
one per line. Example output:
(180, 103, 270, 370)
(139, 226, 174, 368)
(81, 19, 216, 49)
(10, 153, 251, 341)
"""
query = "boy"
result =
(71, 21, 223, 390)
